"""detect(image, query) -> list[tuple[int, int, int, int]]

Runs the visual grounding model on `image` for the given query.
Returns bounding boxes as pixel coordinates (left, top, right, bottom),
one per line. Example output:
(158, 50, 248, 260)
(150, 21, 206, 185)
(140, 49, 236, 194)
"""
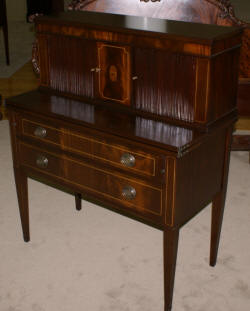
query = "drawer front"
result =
(19, 144, 162, 217)
(65, 157, 162, 216)
(19, 143, 64, 177)
(65, 132, 156, 176)
(21, 118, 157, 177)
(22, 119, 62, 146)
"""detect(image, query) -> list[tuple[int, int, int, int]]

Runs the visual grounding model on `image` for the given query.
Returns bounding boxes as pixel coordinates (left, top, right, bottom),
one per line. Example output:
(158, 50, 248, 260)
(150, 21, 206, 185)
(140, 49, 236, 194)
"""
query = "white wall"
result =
(6, 0, 27, 22)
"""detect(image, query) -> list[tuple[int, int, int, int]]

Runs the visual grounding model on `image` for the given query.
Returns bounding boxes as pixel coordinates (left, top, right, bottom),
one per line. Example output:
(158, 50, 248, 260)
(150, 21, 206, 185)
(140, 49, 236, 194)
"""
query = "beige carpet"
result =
(0, 119, 250, 311)
(0, 22, 35, 78)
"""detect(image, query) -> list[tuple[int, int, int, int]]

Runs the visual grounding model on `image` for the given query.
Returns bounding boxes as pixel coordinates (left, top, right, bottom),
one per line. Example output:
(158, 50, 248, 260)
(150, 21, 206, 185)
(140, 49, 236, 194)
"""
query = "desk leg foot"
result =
(164, 228, 179, 311)
(75, 193, 82, 211)
(210, 191, 226, 267)
(14, 168, 30, 242)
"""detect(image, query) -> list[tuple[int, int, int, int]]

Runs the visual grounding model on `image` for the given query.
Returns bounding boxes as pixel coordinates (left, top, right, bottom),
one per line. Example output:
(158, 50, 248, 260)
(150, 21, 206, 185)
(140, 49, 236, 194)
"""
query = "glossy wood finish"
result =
(36, 11, 241, 48)
(6, 90, 203, 152)
(6, 11, 240, 311)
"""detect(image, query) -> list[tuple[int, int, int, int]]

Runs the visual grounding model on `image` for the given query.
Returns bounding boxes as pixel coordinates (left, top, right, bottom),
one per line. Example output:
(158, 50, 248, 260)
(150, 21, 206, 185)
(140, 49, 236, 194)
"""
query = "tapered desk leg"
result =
(164, 228, 179, 311)
(14, 168, 30, 242)
(210, 127, 232, 267)
(75, 193, 82, 211)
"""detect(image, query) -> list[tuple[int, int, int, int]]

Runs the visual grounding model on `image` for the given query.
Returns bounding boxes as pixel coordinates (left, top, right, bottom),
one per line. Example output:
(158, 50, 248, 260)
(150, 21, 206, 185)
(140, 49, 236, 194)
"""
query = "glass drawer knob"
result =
(120, 153, 135, 167)
(36, 155, 48, 168)
(122, 186, 136, 200)
(34, 127, 47, 138)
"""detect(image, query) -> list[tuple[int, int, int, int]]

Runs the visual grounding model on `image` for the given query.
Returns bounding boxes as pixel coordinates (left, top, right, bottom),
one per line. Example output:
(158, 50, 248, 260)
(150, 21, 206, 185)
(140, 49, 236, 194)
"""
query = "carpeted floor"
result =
(0, 22, 35, 78)
(0, 119, 250, 311)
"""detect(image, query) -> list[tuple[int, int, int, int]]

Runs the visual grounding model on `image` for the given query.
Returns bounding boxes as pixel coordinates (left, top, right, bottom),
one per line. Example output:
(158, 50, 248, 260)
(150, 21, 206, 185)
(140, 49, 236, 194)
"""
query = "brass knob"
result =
(120, 153, 135, 167)
(90, 68, 101, 73)
(36, 155, 49, 168)
(34, 126, 47, 138)
(132, 76, 138, 80)
(122, 186, 136, 200)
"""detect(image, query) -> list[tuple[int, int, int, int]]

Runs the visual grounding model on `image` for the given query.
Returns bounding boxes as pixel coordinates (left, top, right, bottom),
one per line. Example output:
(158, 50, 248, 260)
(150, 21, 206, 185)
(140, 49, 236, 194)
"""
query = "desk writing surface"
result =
(7, 90, 203, 153)
(36, 10, 242, 43)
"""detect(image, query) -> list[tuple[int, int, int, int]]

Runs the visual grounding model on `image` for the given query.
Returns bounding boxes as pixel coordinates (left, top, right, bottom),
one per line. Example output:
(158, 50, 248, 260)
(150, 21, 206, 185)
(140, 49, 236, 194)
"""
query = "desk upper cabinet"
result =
(35, 11, 242, 127)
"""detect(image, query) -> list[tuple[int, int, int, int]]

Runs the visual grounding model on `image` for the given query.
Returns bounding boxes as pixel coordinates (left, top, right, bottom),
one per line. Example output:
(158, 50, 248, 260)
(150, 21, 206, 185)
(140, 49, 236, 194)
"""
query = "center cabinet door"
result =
(96, 43, 131, 106)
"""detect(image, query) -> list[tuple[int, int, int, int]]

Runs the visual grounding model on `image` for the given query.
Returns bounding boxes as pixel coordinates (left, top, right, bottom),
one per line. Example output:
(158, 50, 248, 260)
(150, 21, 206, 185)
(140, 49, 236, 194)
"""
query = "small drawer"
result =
(19, 143, 64, 177)
(22, 119, 62, 146)
(65, 132, 156, 176)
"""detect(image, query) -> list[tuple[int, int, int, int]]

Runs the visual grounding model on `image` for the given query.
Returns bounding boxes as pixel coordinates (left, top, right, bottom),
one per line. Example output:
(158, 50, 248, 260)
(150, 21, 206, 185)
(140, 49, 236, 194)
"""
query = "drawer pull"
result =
(122, 186, 136, 200)
(36, 155, 49, 168)
(34, 127, 47, 138)
(120, 153, 135, 167)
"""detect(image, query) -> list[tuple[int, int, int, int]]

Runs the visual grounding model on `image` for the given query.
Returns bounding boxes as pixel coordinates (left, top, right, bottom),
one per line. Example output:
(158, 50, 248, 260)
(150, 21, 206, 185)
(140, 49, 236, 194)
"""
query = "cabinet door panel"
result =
(97, 43, 131, 106)
(134, 48, 197, 122)
(47, 36, 96, 98)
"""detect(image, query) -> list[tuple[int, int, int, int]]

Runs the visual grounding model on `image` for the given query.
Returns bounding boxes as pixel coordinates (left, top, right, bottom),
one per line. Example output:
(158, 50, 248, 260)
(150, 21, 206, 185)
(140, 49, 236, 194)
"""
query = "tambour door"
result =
(39, 35, 97, 98)
(133, 48, 197, 122)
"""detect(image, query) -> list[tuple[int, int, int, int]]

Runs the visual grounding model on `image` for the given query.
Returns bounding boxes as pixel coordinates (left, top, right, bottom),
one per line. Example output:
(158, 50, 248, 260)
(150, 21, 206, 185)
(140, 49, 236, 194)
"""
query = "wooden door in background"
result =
(26, 0, 64, 20)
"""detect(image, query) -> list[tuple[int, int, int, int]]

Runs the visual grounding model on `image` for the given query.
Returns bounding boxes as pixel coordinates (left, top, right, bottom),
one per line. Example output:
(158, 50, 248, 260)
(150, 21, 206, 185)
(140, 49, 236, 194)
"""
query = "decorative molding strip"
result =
(206, 0, 245, 26)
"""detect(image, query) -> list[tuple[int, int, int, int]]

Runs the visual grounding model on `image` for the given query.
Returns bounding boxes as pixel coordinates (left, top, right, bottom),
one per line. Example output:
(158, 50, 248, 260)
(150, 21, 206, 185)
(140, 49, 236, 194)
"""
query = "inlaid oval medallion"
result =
(109, 65, 118, 82)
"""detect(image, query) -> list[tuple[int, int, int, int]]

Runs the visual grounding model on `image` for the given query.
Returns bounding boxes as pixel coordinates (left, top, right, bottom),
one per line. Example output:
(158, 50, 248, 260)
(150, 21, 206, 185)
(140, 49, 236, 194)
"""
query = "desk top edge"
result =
(35, 10, 243, 43)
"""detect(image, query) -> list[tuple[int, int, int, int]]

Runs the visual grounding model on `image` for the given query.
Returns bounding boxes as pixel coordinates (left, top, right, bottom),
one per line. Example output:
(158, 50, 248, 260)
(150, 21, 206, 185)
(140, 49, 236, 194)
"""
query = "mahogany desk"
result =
(6, 11, 242, 311)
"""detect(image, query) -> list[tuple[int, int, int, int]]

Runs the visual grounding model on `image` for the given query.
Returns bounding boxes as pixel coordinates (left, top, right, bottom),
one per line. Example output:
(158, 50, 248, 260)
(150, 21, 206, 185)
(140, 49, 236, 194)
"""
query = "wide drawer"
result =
(21, 118, 157, 177)
(19, 143, 162, 217)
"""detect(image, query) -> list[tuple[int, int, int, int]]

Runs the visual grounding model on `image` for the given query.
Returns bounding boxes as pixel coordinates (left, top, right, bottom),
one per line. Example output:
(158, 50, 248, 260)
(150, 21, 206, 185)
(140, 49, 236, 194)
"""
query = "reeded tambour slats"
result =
(134, 48, 197, 122)
(47, 36, 96, 97)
